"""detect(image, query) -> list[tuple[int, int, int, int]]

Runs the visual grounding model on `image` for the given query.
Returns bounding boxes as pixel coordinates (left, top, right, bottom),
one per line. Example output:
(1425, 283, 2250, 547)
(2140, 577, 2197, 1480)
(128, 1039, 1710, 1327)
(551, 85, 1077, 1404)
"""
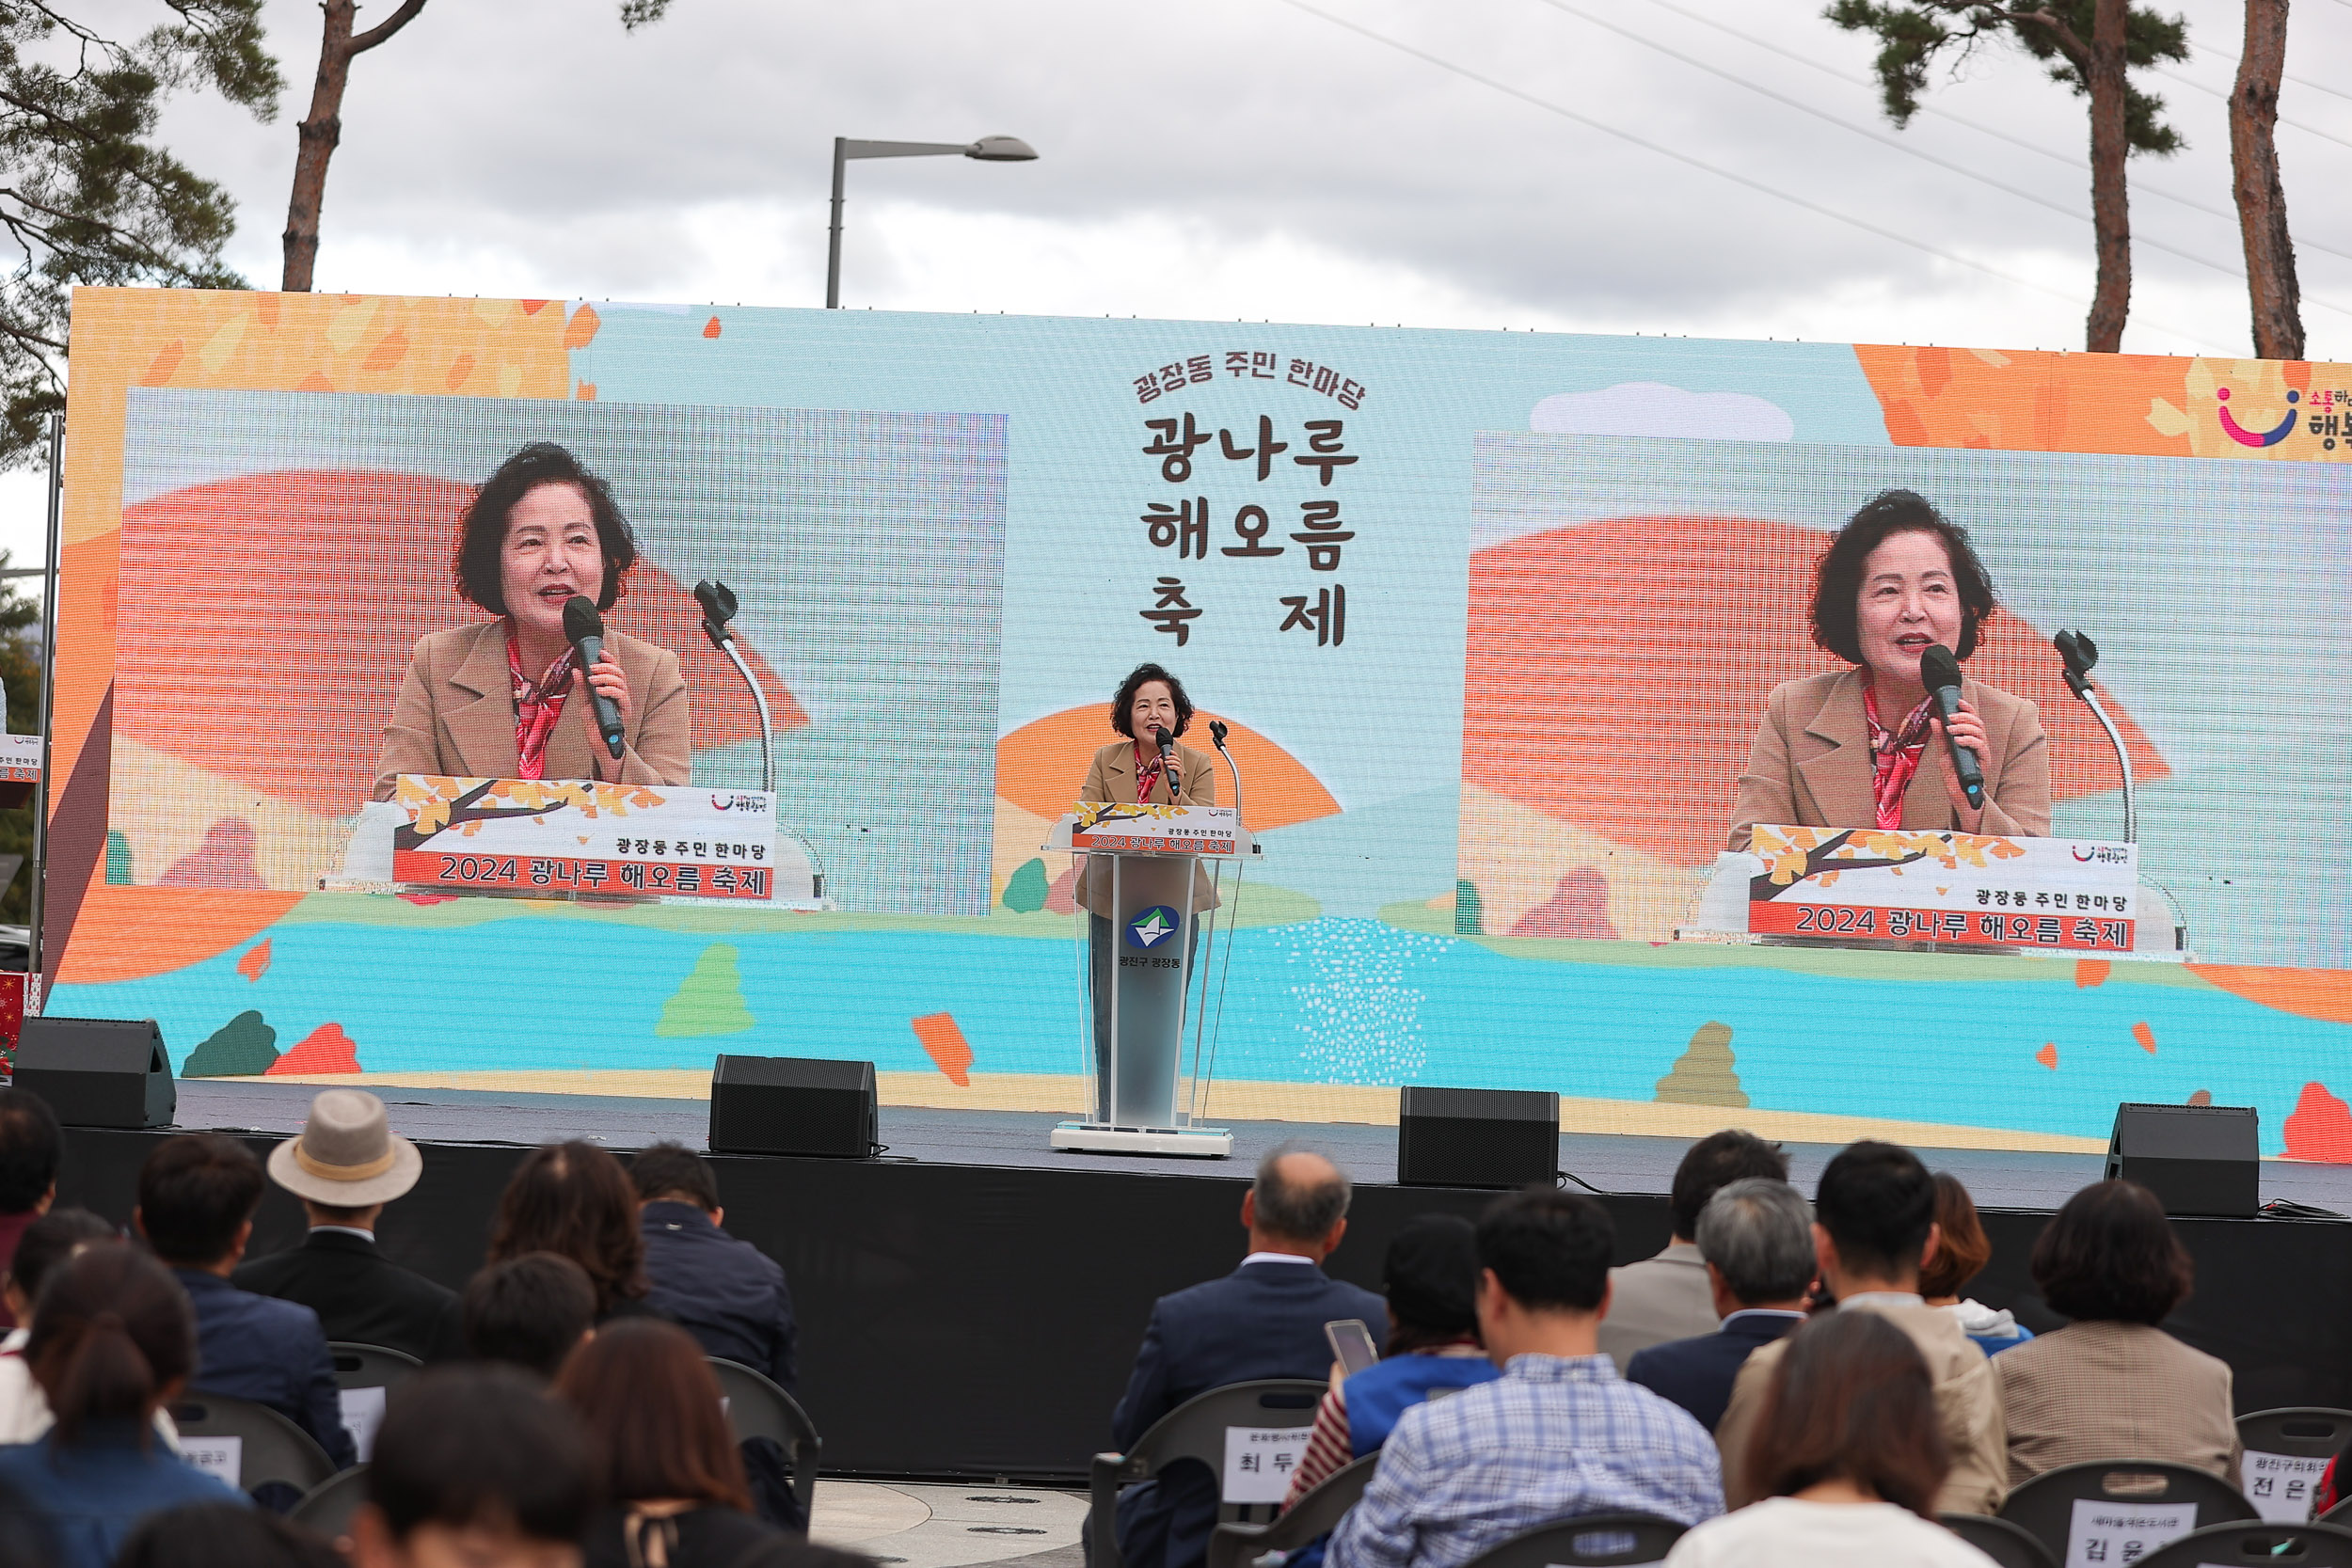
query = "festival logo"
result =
(1126, 905, 1181, 948)
(2216, 386, 2300, 449)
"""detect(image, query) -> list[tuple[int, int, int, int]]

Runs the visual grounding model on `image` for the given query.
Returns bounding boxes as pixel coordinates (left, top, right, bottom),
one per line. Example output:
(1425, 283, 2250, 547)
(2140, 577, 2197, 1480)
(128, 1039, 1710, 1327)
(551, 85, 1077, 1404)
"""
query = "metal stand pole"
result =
(718, 639, 774, 796)
(2079, 689, 2137, 845)
(825, 137, 847, 309)
(28, 414, 61, 1003)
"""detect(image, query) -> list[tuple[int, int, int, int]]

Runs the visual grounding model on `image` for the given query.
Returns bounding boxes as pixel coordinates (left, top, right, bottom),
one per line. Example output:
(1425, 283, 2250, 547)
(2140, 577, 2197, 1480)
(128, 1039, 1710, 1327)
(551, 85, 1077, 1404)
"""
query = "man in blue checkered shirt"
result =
(1327, 1189, 1724, 1568)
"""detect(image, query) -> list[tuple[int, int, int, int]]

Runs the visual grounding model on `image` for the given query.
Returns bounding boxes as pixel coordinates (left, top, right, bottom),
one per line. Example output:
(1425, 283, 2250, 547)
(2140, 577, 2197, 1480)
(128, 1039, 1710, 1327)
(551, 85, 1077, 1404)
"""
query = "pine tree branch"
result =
(349, 0, 428, 55)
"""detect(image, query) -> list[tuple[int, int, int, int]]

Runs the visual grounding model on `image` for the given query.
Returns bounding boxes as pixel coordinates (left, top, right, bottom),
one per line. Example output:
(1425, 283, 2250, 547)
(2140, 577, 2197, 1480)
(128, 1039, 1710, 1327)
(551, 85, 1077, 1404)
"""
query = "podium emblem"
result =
(1126, 906, 1181, 948)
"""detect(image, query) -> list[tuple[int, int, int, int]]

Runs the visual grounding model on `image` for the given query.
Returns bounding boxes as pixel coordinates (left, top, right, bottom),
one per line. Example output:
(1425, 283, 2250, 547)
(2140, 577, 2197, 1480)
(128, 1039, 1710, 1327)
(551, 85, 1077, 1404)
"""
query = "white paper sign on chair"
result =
(339, 1386, 389, 1464)
(2064, 1497, 2198, 1568)
(180, 1434, 243, 1488)
(1221, 1426, 1311, 1504)
(2240, 1450, 2329, 1521)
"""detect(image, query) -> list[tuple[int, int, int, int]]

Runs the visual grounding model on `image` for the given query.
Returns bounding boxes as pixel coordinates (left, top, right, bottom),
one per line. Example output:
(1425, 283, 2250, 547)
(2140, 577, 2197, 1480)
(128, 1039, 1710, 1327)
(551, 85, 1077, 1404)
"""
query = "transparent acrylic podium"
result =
(1043, 803, 1260, 1158)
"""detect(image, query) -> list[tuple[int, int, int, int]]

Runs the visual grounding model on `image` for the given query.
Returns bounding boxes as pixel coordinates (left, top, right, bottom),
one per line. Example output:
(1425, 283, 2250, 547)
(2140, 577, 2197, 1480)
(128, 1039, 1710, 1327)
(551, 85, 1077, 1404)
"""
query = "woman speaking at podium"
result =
(373, 443, 692, 801)
(1728, 489, 2050, 851)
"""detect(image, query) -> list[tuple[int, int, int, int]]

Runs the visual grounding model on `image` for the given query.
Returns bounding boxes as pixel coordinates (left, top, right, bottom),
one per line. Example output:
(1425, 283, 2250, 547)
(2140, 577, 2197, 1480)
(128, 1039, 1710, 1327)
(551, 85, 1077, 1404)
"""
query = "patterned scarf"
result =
(1862, 677, 1936, 830)
(1133, 740, 1166, 803)
(506, 626, 577, 781)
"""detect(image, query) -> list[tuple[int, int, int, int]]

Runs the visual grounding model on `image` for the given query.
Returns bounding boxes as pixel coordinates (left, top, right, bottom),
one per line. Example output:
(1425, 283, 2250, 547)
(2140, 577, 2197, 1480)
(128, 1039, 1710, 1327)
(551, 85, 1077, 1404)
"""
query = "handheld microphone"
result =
(1153, 725, 1180, 798)
(693, 579, 739, 652)
(562, 595, 628, 761)
(1917, 643, 1984, 811)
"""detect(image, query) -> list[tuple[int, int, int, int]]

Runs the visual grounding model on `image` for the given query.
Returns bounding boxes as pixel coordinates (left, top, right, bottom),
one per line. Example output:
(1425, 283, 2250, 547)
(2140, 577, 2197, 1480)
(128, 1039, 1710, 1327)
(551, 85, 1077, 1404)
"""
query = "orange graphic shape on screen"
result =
(1462, 515, 2170, 866)
(2133, 1022, 2157, 1053)
(2035, 1043, 2058, 1070)
(2283, 1082, 2352, 1164)
(2074, 958, 2109, 989)
(2188, 965, 2352, 1027)
(993, 706, 1341, 832)
(267, 1022, 361, 1075)
(911, 1012, 973, 1086)
(53, 887, 303, 986)
(109, 472, 808, 817)
(236, 940, 272, 982)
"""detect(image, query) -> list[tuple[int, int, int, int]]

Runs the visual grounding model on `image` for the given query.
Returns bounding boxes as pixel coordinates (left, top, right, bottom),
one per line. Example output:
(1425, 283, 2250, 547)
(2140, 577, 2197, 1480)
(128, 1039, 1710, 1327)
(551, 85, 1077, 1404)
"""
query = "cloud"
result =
(1530, 383, 1795, 441)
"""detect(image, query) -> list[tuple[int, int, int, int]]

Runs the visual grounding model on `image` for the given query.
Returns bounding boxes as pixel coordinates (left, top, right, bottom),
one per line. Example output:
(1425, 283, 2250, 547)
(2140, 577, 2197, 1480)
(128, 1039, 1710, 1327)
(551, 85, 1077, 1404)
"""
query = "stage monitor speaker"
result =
(1398, 1085, 1560, 1189)
(2106, 1101, 2257, 1218)
(12, 1017, 176, 1130)
(709, 1055, 876, 1159)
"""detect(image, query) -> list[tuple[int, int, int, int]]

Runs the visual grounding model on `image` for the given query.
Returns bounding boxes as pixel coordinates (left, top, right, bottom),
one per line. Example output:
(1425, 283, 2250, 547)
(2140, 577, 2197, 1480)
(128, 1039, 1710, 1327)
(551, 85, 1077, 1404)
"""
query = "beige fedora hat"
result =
(267, 1089, 423, 1208)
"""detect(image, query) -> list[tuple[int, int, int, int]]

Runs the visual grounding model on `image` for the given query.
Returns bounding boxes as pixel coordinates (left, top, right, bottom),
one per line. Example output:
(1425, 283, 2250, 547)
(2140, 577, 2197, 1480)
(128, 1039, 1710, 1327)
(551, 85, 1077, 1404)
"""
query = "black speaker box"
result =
(13, 1016, 176, 1129)
(1398, 1085, 1560, 1189)
(2106, 1101, 2257, 1217)
(708, 1055, 876, 1159)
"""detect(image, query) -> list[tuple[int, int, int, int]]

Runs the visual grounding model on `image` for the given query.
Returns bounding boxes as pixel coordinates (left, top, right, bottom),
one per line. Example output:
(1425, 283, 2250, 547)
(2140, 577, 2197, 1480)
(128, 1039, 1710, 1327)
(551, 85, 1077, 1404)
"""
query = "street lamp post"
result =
(826, 135, 1038, 309)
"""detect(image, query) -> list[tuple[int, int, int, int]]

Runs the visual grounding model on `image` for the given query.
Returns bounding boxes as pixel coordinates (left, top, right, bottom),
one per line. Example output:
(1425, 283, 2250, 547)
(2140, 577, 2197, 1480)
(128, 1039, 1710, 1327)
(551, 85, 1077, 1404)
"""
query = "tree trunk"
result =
(2083, 0, 2133, 352)
(2231, 0, 2303, 360)
(282, 2, 357, 293)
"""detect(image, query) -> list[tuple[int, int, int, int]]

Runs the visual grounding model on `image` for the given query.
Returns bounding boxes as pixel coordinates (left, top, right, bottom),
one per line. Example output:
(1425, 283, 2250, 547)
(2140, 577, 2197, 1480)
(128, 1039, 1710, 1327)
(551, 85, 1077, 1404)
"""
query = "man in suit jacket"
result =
(1716, 1141, 2007, 1515)
(629, 1142, 799, 1393)
(1599, 1130, 1788, 1370)
(1626, 1179, 1812, 1432)
(233, 1089, 458, 1362)
(1104, 1144, 1386, 1568)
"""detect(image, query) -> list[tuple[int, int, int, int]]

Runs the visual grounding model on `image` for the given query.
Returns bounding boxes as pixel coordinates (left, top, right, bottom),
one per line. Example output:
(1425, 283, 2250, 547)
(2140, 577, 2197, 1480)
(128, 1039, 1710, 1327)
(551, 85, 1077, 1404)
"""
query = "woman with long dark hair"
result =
(485, 1140, 657, 1323)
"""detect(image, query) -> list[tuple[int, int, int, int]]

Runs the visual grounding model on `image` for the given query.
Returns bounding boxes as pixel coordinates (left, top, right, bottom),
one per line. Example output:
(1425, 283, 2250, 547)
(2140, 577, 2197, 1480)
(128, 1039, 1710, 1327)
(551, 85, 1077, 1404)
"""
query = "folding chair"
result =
(2234, 1408, 2352, 1522)
(1454, 1513, 1687, 1568)
(1999, 1460, 2258, 1565)
(289, 1465, 371, 1540)
(1089, 1379, 1326, 1568)
(327, 1342, 421, 1391)
(1207, 1451, 1379, 1568)
(1941, 1512, 2058, 1568)
(169, 1393, 340, 1501)
(708, 1356, 822, 1525)
(2131, 1518, 2352, 1567)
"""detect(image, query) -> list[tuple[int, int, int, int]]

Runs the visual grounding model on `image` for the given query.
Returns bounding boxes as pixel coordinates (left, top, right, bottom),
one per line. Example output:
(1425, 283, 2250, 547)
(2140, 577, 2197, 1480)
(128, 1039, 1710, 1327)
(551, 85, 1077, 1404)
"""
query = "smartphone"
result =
(1325, 1318, 1380, 1377)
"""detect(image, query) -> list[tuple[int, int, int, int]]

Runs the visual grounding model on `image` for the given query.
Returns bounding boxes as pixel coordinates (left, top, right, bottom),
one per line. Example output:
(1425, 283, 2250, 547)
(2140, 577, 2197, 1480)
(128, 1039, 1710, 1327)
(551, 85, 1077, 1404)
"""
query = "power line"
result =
(2185, 37, 2352, 108)
(2152, 64, 2352, 153)
(1267, 0, 2234, 353)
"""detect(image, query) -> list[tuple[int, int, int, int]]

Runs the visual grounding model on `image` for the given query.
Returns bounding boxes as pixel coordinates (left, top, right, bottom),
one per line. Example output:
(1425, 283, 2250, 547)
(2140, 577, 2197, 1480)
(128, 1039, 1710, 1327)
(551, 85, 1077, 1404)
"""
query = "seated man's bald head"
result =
(1244, 1143, 1353, 1259)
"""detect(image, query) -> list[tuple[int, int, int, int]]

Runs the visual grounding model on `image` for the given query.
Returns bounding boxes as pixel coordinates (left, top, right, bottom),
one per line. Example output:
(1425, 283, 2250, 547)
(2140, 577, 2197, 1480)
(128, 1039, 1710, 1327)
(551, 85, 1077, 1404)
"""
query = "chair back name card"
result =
(391, 775, 779, 899)
(1221, 1424, 1311, 1504)
(1749, 826, 2137, 952)
(2063, 1497, 2198, 1567)
(2242, 1449, 2328, 1522)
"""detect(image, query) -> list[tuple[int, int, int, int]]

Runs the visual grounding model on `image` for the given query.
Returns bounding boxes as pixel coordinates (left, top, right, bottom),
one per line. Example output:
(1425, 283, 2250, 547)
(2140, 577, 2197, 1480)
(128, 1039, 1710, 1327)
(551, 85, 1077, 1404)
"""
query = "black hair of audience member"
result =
(485, 1139, 649, 1317)
(0, 1087, 61, 1214)
(0, 1475, 56, 1568)
(1668, 1129, 1789, 1241)
(629, 1142, 720, 1211)
(4, 1207, 116, 1310)
(1476, 1188, 1613, 1312)
(1746, 1307, 1948, 1515)
(26, 1243, 195, 1446)
(555, 1318, 752, 1511)
(134, 1133, 266, 1267)
(463, 1251, 598, 1378)
(1382, 1214, 1483, 1353)
(358, 1365, 594, 1549)
(115, 1502, 343, 1568)
(2031, 1179, 2195, 1325)
(1814, 1139, 1936, 1281)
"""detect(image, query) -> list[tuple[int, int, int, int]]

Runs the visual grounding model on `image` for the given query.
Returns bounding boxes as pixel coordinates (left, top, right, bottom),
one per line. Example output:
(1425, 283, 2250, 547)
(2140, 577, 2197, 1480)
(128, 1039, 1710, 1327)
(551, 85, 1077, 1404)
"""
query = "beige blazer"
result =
(1598, 1242, 1721, 1371)
(1073, 736, 1219, 915)
(373, 620, 691, 802)
(1728, 668, 2052, 852)
(1717, 1301, 2008, 1514)
(1994, 1321, 2239, 1488)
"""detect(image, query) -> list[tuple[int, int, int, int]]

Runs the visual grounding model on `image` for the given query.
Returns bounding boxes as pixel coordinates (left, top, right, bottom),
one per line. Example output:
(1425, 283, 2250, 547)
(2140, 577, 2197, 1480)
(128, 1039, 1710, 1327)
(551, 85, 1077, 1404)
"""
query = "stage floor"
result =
(172, 1079, 2352, 1213)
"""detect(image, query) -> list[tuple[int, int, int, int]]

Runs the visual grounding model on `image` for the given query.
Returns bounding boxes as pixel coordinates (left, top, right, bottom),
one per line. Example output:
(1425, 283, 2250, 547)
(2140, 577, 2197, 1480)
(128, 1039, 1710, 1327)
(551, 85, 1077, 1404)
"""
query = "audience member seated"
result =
(233, 1089, 459, 1362)
(1599, 1129, 1788, 1370)
(1716, 1141, 2004, 1514)
(1661, 1310, 1999, 1566)
(0, 1207, 140, 1444)
(0, 1245, 247, 1568)
(488, 1140, 659, 1324)
(0, 1475, 56, 1568)
(0, 1085, 61, 1332)
(631, 1142, 798, 1392)
(133, 1133, 358, 1468)
(1286, 1214, 1497, 1511)
(115, 1502, 344, 1568)
(347, 1364, 595, 1568)
(463, 1252, 599, 1379)
(558, 1317, 799, 1568)
(1106, 1142, 1386, 1568)
(1327, 1189, 1723, 1568)
(1627, 1178, 1812, 1432)
(1994, 1179, 2236, 1486)
(1920, 1173, 2031, 1356)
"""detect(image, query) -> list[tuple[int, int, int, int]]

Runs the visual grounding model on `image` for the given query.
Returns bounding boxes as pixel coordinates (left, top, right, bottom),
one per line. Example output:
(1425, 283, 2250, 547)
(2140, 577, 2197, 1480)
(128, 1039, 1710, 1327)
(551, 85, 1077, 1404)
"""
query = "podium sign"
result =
(0, 735, 39, 783)
(1068, 802, 1242, 855)
(390, 776, 778, 899)
(1748, 826, 2137, 952)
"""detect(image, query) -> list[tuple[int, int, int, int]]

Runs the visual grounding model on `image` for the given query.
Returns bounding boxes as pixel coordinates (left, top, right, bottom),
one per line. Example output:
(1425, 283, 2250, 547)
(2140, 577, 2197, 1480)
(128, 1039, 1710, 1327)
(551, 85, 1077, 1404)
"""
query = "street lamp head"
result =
(964, 135, 1038, 162)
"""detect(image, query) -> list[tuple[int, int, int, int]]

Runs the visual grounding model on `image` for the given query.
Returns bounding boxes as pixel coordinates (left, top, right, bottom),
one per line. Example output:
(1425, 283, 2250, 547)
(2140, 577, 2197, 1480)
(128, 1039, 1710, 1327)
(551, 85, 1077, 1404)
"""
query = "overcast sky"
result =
(8, 0, 2349, 565)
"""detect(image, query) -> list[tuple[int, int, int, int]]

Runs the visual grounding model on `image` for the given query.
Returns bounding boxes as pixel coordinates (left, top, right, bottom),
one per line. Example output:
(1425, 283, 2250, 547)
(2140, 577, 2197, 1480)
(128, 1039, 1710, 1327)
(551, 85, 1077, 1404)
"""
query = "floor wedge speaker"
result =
(2106, 1101, 2257, 1217)
(709, 1055, 876, 1158)
(14, 1016, 176, 1129)
(1398, 1085, 1560, 1189)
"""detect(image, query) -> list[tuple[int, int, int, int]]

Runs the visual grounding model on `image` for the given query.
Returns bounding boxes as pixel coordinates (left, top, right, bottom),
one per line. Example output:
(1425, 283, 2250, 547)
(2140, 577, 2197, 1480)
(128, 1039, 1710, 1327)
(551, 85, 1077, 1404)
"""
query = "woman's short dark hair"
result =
(2031, 1180, 2193, 1324)
(1809, 490, 1999, 663)
(462, 1252, 597, 1379)
(6, 1206, 116, 1305)
(1383, 1214, 1482, 1354)
(554, 1318, 751, 1512)
(1919, 1171, 1993, 1300)
(1747, 1308, 1948, 1516)
(27, 1243, 195, 1447)
(368, 1365, 594, 1545)
(485, 1141, 647, 1318)
(1109, 662, 1194, 740)
(453, 442, 638, 615)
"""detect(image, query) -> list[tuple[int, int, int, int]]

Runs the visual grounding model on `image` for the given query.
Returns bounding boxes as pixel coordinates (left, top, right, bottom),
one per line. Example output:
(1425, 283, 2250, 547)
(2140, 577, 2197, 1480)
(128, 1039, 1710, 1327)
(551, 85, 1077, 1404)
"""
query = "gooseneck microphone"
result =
(562, 595, 628, 761)
(1917, 643, 1984, 811)
(1154, 725, 1181, 799)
